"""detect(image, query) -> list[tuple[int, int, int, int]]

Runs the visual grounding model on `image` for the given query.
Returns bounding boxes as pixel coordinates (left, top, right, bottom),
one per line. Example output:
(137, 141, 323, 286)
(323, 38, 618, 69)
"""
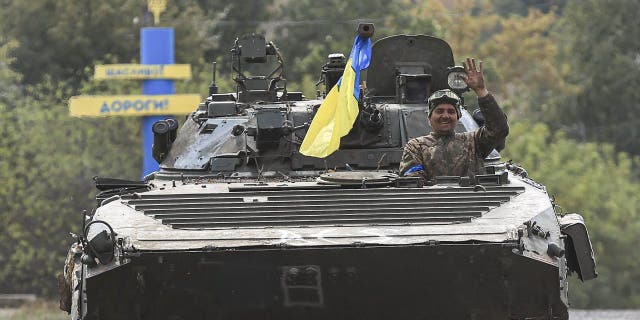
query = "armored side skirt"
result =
(83, 243, 567, 320)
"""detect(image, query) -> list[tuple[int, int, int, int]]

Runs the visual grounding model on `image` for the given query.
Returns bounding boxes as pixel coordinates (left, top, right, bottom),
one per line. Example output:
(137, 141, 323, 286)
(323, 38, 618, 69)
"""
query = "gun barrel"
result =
(152, 120, 170, 163)
(357, 23, 374, 38)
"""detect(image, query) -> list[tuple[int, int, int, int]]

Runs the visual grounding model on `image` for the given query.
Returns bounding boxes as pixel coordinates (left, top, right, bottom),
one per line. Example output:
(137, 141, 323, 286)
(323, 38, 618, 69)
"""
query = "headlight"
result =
(84, 220, 116, 265)
(446, 66, 468, 92)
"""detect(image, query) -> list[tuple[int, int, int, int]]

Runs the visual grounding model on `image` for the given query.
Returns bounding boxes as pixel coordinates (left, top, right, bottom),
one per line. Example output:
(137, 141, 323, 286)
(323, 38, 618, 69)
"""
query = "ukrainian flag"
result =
(299, 35, 372, 158)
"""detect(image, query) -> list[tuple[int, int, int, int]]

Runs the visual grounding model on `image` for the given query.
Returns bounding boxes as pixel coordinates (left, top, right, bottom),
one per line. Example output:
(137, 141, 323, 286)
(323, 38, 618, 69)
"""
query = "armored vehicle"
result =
(60, 24, 596, 320)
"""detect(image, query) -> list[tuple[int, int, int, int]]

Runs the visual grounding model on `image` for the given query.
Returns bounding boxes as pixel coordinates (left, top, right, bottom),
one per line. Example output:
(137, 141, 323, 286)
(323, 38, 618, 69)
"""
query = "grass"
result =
(0, 301, 67, 320)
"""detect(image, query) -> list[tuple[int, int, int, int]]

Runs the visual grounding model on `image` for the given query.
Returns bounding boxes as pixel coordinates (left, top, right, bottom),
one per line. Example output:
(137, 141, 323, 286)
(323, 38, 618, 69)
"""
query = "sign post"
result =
(68, 2, 198, 178)
(141, 27, 175, 177)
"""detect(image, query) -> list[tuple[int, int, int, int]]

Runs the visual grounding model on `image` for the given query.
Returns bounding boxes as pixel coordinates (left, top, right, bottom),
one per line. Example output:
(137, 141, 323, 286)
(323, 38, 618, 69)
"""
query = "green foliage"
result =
(267, 0, 414, 85)
(0, 0, 142, 85)
(0, 70, 141, 295)
(0, 0, 241, 87)
(163, 1, 278, 75)
(491, 0, 567, 16)
(503, 122, 640, 307)
(413, 0, 578, 120)
(553, 0, 640, 154)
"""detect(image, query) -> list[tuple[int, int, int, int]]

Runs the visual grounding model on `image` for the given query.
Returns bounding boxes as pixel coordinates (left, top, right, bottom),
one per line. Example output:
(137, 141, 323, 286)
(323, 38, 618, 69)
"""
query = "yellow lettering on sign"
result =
(69, 94, 201, 117)
(94, 64, 192, 80)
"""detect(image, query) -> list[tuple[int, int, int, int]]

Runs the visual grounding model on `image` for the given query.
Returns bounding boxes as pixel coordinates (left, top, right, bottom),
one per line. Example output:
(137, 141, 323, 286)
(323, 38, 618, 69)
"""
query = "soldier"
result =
(399, 58, 509, 181)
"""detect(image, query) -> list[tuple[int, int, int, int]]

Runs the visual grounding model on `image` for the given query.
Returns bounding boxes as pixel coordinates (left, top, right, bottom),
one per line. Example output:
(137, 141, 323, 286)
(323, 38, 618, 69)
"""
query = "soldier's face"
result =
(429, 103, 458, 134)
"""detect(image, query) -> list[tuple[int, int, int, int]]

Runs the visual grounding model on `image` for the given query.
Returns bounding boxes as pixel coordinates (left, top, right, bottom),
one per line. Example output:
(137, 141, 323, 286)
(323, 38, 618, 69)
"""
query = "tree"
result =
(266, 0, 415, 93)
(0, 0, 260, 88)
(553, 0, 640, 154)
(408, 0, 576, 120)
(0, 23, 225, 296)
(492, 0, 567, 16)
(0, 0, 141, 85)
(0, 71, 142, 295)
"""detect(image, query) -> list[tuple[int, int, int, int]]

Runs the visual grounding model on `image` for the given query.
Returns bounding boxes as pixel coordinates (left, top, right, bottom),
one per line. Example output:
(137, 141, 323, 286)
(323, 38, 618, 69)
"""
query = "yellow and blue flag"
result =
(299, 35, 372, 158)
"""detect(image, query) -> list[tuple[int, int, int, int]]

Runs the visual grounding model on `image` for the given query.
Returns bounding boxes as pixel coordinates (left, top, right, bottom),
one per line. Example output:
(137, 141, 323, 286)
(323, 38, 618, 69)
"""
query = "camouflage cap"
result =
(427, 89, 462, 118)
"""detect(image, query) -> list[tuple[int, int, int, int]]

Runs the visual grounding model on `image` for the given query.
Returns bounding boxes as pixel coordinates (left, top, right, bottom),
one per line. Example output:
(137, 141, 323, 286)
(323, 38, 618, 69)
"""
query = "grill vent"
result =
(126, 186, 524, 230)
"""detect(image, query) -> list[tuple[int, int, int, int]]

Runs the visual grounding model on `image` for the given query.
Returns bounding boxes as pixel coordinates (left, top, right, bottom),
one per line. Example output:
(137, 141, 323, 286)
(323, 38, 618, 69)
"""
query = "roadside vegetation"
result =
(0, 301, 66, 320)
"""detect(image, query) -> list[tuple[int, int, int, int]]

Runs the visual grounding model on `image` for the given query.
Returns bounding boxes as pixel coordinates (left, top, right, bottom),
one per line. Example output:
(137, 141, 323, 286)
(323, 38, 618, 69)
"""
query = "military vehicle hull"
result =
(60, 29, 596, 320)
(82, 243, 566, 320)
(63, 173, 595, 320)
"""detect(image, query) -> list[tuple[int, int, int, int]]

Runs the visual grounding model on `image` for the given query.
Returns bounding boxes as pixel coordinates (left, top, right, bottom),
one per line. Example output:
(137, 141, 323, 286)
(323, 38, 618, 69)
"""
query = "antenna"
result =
(209, 61, 218, 95)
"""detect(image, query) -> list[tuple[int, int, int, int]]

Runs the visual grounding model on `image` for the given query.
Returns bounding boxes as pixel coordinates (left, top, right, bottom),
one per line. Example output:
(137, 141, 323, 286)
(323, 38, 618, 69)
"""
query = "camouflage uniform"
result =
(399, 93, 508, 181)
